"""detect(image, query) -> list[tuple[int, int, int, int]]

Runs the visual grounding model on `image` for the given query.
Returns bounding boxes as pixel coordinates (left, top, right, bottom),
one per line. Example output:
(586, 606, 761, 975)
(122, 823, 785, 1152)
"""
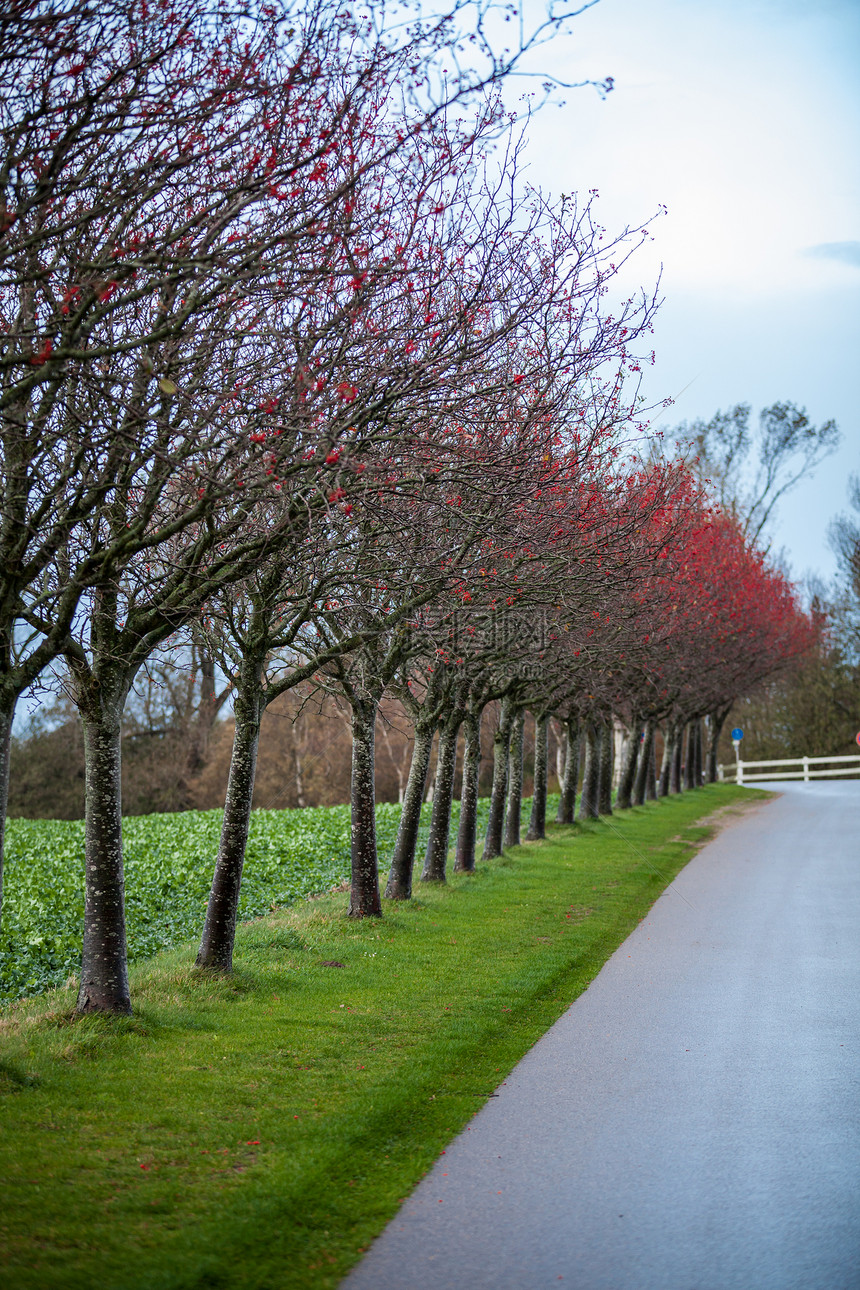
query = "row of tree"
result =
(1, 0, 818, 1015)
(9, 396, 842, 820)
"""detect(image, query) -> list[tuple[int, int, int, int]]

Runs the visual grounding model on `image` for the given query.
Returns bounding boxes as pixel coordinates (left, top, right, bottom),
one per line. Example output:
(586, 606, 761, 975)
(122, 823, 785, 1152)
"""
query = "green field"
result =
(0, 785, 760, 1289)
(0, 799, 490, 1004)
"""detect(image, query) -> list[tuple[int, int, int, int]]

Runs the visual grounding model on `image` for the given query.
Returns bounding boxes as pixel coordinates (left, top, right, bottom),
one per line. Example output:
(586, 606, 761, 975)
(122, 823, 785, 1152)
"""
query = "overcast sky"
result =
(513, 0, 860, 583)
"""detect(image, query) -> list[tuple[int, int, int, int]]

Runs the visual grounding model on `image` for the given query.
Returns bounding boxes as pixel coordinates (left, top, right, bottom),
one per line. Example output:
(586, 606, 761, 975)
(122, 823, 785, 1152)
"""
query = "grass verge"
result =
(0, 785, 764, 1289)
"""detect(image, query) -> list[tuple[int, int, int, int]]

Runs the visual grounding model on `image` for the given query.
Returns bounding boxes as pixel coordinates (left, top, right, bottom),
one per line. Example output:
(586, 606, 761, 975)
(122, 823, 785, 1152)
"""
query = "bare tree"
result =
(1, 0, 604, 930)
(670, 402, 839, 548)
(828, 474, 860, 659)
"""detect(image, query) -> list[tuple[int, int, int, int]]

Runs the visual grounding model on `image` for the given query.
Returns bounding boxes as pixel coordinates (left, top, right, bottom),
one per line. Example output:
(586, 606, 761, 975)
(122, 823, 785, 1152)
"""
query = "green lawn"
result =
(0, 785, 762, 1289)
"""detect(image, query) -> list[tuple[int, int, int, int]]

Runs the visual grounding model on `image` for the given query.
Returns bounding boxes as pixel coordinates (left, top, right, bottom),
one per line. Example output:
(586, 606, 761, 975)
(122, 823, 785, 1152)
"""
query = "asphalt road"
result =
(342, 782, 860, 1290)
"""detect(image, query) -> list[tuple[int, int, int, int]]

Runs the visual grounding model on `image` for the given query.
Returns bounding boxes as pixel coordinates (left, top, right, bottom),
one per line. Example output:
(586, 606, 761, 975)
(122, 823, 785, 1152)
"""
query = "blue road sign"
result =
(731, 728, 744, 740)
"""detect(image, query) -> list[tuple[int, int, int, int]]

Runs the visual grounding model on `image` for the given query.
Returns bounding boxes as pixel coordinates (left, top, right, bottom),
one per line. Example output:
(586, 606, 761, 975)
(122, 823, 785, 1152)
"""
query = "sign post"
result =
(731, 728, 744, 785)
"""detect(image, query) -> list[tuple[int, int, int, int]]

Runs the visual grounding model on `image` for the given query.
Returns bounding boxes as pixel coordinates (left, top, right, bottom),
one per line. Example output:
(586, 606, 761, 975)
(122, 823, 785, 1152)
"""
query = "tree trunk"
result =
(77, 701, 131, 1014)
(0, 695, 14, 924)
(526, 712, 549, 840)
(612, 720, 626, 792)
(615, 719, 641, 810)
(578, 723, 600, 820)
(197, 686, 263, 971)
(482, 696, 514, 860)
(348, 697, 382, 917)
(645, 730, 658, 800)
(454, 708, 482, 872)
(504, 707, 526, 847)
(670, 723, 683, 793)
(597, 718, 613, 816)
(659, 723, 677, 797)
(554, 718, 565, 787)
(384, 722, 434, 899)
(706, 706, 731, 783)
(293, 744, 307, 809)
(689, 717, 701, 785)
(421, 718, 460, 882)
(632, 720, 655, 807)
(556, 715, 580, 823)
(684, 719, 702, 789)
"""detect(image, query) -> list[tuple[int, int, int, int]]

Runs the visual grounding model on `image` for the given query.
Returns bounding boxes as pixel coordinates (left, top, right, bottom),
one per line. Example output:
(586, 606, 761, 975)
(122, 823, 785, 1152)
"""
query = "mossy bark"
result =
(670, 723, 684, 793)
(632, 719, 655, 807)
(555, 720, 566, 787)
(597, 719, 614, 816)
(197, 679, 263, 971)
(349, 698, 382, 917)
(691, 717, 701, 784)
(616, 720, 641, 810)
(644, 731, 658, 800)
(0, 697, 13, 923)
(526, 712, 549, 840)
(659, 722, 678, 797)
(421, 716, 460, 882)
(77, 688, 131, 1015)
(504, 707, 526, 847)
(384, 722, 434, 899)
(454, 708, 482, 872)
(684, 719, 700, 790)
(578, 723, 600, 820)
(683, 721, 694, 789)
(556, 715, 580, 824)
(483, 696, 514, 860)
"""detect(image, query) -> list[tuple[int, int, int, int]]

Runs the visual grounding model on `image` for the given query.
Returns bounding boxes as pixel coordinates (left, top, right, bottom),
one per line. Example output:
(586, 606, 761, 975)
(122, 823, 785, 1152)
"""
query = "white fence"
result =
(718, 753, 860, 785)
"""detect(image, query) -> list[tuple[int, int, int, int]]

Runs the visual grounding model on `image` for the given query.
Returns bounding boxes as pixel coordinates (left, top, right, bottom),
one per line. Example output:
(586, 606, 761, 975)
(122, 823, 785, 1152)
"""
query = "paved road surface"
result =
(343, 783, 860, 1289)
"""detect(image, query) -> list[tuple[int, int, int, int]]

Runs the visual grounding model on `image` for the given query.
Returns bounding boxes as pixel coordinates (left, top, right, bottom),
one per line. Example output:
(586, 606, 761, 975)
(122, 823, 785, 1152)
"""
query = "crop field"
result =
(0, 797, 494, 1005)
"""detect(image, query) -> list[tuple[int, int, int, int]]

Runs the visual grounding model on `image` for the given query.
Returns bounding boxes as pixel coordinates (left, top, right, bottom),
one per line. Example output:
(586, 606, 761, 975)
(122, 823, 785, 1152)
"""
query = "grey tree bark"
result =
(597, 718, 613, 816)
(74, 665, 134, 1015)
(504, 707, 526, 847)
(556, 715, 580, 824)
(684, 719, 701, 790)
(384, 722, 435, 899)
(555, 719, 566, 788)
(670, 724, 684, 793)
(632, 719, 655, 807)
(578, 723, 600, 820)
(526, 711, 549, 840)
(454, 707, 483, 872)
(483, 695, 514, 859)
(0, 699, 13, 919)
(196, 671, 264, 971)
(644, 731, 658, 800)
(349, 697, 382, 916)
(659, 722, 678, 796)
(706, 706, 731, 782)
(615, 719, 641, 810)
(421, 715, 461, 882)
(693, 717, 704, 785)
